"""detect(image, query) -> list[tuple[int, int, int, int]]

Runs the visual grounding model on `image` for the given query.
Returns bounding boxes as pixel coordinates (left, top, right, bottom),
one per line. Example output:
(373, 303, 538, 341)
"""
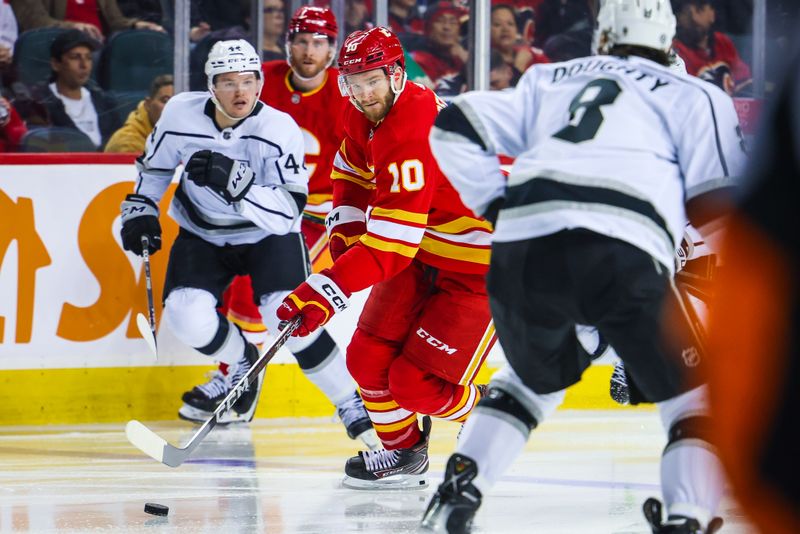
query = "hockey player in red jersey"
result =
(277, 27, 496, 490)
(180, 6, 378, 450)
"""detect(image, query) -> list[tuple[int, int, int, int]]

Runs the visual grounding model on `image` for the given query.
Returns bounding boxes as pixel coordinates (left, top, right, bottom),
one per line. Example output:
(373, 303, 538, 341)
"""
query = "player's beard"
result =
(291, 54, 328, 80)
(360, 91, 394, 123)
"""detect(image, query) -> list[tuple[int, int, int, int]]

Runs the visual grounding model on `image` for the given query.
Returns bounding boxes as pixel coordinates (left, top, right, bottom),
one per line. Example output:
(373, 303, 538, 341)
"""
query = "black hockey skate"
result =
(342, 415, 431, 490)
(643, 497, 724, 534)
(609, 361, 630, 405)
(420, 453, 482, 534)
(336, 391, 380, 450)
(179, 342, 264, 424)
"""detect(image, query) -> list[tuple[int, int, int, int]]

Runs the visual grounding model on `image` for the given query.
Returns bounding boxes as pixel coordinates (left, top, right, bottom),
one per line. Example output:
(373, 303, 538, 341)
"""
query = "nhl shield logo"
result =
(682, 346, 700, 367)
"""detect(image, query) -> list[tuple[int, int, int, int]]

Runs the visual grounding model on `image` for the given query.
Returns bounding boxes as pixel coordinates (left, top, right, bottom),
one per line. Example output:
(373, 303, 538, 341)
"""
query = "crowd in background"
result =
(0, 0, 796, 153)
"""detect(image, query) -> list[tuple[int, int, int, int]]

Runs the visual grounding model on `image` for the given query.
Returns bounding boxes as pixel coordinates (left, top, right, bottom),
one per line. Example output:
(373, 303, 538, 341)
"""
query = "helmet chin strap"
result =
(208, 78, 264, 123)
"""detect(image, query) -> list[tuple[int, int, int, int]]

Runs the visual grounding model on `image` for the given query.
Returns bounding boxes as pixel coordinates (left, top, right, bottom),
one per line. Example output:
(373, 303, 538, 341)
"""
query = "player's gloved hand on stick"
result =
(326, 206, 367, 261)
(277, 270, 351, 337)
(185, 149, 255, 203)
(120, 194, 162, 256)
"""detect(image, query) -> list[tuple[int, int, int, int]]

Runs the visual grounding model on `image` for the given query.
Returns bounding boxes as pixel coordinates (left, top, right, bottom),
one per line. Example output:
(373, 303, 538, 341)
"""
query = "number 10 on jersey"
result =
(388, 160, 425, 192)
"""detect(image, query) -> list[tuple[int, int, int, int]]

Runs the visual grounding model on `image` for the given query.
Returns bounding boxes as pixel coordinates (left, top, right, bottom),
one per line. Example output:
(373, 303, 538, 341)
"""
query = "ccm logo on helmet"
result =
(342, 58, 363, 66)
(416, 328, 457, 355)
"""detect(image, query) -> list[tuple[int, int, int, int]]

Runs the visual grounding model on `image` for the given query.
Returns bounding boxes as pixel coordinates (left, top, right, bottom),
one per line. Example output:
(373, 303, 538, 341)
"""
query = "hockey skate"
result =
(342, 416, 431, 490)
(643, 498, 723, 534)
(178, 343, 265, 424)
(420, 453, 482, 534)
(609, 361, 630, 405)
(336, 391, 380, 450)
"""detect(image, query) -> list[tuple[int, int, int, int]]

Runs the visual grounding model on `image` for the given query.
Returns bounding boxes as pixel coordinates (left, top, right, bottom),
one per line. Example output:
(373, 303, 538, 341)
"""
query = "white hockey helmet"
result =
(594, 0, 676, 54)
(205, 39, 263, 121)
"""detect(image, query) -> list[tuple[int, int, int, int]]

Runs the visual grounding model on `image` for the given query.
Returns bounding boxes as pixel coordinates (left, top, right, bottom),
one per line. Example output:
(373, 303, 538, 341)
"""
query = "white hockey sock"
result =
(456, 407, 529, 496)
(286, 329, 355, 406)
(661, 444, 723, 527)
(657, 386, 722, 528)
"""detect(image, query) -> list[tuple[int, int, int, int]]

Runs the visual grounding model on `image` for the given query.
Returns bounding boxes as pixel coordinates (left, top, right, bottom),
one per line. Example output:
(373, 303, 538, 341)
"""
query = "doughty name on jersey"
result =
(552, 58, 670, 92)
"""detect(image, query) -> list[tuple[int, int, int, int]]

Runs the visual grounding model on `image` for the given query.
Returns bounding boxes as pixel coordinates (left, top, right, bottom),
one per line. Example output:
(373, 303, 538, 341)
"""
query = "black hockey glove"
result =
(185, 149, 255, 203)
(120, 194, 162, 256)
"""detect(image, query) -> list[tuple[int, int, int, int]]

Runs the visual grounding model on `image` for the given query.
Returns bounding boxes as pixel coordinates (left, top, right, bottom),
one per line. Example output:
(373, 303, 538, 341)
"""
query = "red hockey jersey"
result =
(260, 61, 349, 219)
(329, 82, 492, 294)
(673, 33, 752, 96)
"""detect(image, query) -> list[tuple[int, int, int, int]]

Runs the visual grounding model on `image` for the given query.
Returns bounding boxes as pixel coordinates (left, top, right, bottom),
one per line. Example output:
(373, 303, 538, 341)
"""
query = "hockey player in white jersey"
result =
(119, 40, 376, 437)
(420, 0, 746, 533)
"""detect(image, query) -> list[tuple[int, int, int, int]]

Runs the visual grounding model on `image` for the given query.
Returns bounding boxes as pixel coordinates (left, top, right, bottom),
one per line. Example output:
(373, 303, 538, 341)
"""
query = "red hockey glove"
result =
(277, 270, 351, 336)
(326, 206, 367, 261)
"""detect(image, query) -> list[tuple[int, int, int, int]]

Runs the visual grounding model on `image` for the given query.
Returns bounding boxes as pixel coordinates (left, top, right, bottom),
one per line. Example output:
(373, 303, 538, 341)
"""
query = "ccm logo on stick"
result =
(416, 328, 457, 355)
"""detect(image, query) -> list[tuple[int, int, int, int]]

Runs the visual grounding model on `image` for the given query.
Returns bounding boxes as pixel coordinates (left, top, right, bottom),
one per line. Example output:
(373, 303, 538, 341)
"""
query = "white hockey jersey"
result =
(430, 55, 747, 272)
(135, 91, 309, 246)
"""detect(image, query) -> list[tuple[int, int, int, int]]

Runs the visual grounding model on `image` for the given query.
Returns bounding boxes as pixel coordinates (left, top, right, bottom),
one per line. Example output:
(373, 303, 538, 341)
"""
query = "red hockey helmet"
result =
(337, 27, 405, 77)
(287, 5, 338, 41)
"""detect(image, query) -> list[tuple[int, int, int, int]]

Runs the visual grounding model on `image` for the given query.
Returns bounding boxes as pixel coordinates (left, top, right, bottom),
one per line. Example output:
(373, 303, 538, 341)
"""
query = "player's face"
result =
(51, 45, 93, 89)
(289, 33, 332, 79)
(213, 72, 260, 118)
(343, 68, 397, 122)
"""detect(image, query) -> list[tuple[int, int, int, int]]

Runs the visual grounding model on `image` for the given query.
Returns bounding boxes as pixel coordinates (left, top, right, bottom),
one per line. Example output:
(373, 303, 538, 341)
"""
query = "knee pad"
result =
(387, 357, 429, 410)
(489, 364, 566, 425)
(658, 386, 713, 454)
(478, 387, 539, 434)
(164, 288, 219, 349)
(346, 329, 396, 388)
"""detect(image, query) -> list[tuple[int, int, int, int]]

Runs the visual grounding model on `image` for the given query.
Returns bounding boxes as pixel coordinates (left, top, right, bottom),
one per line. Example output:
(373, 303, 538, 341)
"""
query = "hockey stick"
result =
(125, 316, 301, 467)
(136, 235, 158, 359)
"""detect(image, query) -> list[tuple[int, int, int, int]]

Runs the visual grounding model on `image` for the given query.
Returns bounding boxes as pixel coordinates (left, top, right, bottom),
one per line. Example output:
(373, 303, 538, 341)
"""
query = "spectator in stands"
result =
(410, 1, 468, 96)
(491, 3, 547, 86)
(104, 73, 172, 153)
(23, 30, 120, 149)
(533, 0, 593, 57)
(345, 0, 372, 34)
(1, 0, 17, 85)
(10, 0, 165, 43)
(262, 0, 285, 61)
(489, 49, 513, 90)
(0, 95, 26, 151)
(389, 0, 424, 48)
(672, 0, 752, 96)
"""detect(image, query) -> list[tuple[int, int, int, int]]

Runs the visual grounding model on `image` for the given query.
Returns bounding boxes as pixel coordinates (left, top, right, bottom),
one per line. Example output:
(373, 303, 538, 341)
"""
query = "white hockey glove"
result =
(185, 150, 255, 203)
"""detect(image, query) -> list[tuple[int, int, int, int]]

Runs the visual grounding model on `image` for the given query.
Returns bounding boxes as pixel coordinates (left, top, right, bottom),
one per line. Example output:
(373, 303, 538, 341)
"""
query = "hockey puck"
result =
(144, 503, 169, 516)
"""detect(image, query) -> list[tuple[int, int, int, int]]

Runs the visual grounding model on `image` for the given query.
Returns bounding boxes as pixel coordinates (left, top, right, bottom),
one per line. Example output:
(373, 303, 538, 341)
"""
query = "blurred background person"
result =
(116, 0, 163, 26)
(261, 0, 286, 61)
(491, 3, 548, 87)
(24, 30, 120, 150)
(489, 49, 513, 90)
(410, 1, 469, 97)
(1, 0, 16, 86)
(104, 73, 173, 153)
(534, 0, 593, 60)
(0, 95, 26, 151)
(671, 0, 752, 96)
(388, 0, 424, 49)
(10, 0, 165, 43)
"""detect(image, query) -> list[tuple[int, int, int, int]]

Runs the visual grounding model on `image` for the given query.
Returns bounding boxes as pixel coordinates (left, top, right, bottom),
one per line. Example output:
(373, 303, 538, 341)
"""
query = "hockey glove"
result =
(276, 270, 351, 337)
(185, 149, 255, 203)
(120, 194, 162, 256)
(326, 206, 367, 261)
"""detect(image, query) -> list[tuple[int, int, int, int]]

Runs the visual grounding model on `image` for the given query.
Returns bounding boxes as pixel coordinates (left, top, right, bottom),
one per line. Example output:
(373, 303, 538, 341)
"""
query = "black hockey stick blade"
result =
(125, 316, 301, 467)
